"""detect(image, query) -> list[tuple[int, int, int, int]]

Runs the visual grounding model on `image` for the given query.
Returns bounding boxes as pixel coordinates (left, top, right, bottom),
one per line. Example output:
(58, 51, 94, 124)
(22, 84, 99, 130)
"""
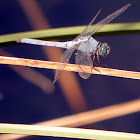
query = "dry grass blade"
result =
(0, 56, 140, 80)
(0, 123, 140, 140)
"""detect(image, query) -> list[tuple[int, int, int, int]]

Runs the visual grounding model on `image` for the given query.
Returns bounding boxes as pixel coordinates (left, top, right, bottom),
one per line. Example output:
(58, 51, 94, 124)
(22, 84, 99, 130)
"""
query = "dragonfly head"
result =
(99, 43, 111, 57)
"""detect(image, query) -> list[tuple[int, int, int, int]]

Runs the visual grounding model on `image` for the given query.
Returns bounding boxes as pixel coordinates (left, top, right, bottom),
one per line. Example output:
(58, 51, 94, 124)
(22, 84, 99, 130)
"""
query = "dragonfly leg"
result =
(96, 50, 108, 67)
(92, 54, 101, 73)
(92, 54, 99, 66)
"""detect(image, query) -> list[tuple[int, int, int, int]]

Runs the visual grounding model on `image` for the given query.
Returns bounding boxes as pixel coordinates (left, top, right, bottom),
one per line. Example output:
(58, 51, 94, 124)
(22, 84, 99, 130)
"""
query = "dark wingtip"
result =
(53, 80, 56, 84)
(53, 76, 57, 84)
(126, 3, 131, 7)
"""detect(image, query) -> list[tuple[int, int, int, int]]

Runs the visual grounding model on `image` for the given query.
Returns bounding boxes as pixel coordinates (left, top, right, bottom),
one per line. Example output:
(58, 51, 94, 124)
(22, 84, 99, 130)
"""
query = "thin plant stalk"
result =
(0, 56, 140, 80)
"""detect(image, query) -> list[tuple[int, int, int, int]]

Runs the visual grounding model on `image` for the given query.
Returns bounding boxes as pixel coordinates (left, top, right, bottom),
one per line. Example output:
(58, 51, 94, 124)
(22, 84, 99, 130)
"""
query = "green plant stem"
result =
(0, 22, 140, 46)
(0, 123, 140, 140)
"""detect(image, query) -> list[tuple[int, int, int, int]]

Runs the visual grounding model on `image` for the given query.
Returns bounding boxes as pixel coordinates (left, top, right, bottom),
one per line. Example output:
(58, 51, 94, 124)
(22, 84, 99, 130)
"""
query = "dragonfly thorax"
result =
(88, 37, 99, 53)
(74, 36, 99, 53)
(99, 43, 111, 57)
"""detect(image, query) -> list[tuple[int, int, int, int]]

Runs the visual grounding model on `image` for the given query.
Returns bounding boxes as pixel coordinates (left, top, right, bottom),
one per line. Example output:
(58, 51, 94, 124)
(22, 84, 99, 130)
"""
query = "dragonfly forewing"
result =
(74, 9, 102, 41)
(76, 4, 131, 38)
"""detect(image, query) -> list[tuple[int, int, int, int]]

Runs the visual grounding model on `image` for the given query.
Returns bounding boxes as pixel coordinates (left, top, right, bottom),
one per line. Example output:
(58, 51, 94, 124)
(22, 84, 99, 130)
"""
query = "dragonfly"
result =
(17, 4, 131, 83)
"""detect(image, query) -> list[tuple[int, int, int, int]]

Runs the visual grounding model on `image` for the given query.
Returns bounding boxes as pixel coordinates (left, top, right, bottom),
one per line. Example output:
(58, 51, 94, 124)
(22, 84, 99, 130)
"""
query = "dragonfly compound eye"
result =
(99, 43, 111, 57)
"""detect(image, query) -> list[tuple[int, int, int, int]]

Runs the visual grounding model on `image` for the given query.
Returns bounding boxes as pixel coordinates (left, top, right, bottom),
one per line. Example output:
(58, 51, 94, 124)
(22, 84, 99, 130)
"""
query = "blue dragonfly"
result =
(17, 4, 131, 83)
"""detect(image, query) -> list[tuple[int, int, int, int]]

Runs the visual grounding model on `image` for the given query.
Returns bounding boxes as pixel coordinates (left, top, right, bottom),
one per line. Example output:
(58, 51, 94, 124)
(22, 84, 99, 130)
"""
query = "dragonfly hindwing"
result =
(75, 42, 93, 79)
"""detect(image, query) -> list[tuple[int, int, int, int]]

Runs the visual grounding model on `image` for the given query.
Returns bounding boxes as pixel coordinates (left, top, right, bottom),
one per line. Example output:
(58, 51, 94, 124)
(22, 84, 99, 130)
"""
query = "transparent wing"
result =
(74, 9, 102, 41)
(76, 3, 131, 39)
(75, 41, 93, 79)
(53, 47, 76, 84)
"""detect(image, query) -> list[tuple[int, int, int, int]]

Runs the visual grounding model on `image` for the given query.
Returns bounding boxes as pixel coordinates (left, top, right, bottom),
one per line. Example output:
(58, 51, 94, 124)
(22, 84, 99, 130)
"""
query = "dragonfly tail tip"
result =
(16, 39, 22, 43)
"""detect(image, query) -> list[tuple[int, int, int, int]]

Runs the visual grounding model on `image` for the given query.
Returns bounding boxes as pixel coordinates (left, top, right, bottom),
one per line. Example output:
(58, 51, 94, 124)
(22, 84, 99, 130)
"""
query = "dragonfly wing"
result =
(53, 47, 76, 84)
(76, 4, 131, 38)
(75, 42, 93, 79)
(74, 9, 102, 41)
